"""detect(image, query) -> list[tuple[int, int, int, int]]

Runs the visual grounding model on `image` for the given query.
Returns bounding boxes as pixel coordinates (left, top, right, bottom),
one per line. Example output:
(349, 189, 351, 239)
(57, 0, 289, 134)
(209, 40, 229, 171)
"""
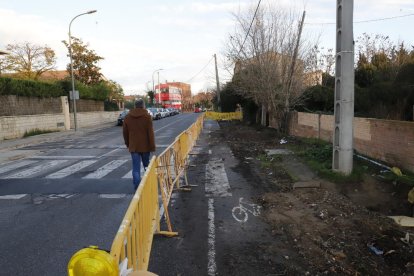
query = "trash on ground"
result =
(367, 243, 384, 255)
(280, 138, 288, 144)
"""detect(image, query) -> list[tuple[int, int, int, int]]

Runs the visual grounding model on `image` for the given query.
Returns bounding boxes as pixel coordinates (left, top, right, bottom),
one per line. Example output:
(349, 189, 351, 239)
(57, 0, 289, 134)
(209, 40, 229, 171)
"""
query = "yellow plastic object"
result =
(391, 167, 403, 176)
(67, 246, 119, 276)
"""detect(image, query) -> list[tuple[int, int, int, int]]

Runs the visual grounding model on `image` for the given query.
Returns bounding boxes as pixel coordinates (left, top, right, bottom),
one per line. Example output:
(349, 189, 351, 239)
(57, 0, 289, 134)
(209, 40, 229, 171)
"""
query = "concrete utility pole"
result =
(213, 54, 221, 112)
(333, 0, 355, 175)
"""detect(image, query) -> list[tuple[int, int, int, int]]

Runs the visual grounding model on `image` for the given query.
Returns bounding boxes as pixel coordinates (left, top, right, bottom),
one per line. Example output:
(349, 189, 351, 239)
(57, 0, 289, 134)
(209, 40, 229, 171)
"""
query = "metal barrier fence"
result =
(68, 114, 205, 275)
(205, 111, 242, 121)
(110, 156, 160, 272)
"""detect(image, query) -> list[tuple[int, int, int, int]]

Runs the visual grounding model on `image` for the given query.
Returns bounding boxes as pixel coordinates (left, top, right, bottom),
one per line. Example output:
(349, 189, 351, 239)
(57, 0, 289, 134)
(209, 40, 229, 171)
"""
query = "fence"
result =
(68, 114, 205, 275)
(205, 111, 242, 121)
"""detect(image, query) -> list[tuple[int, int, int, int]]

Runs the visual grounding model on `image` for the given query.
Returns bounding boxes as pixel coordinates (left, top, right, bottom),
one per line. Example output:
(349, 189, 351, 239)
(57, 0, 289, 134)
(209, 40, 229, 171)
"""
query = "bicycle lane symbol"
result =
(232, 197, 262, 223)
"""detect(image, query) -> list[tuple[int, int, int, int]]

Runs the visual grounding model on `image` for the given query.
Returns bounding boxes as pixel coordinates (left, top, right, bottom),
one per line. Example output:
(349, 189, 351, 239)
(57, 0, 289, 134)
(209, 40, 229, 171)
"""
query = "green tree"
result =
(4, 42, 56, 80)
(62, 37, 104, 85)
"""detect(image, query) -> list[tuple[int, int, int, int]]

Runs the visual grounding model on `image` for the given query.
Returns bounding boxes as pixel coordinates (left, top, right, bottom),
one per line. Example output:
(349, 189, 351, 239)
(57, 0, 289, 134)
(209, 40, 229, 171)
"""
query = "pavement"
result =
(0, 122, 115, 164)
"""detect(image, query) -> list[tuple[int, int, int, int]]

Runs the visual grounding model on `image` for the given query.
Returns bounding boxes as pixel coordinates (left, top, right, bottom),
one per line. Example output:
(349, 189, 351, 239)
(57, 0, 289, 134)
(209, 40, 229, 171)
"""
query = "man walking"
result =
(123, 98, 155, 190)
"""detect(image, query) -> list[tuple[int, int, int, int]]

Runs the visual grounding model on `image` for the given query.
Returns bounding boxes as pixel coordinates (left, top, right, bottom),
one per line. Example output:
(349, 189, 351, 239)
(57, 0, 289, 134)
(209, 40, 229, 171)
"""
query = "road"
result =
(0, 113, 200, 276)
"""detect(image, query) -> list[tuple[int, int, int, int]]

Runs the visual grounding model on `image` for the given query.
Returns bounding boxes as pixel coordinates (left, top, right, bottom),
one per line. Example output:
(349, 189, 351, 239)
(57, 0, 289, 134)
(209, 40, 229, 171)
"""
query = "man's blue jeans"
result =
(131, 152, 150, 190)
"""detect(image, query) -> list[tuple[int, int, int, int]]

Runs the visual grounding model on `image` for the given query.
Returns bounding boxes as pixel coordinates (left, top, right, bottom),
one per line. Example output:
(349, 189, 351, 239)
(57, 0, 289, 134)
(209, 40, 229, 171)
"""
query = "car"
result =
(159, 108, 168, 118)
(194, 107, 201, 113)
(117, 109, 129, 126)
(147, 108, 161, 120)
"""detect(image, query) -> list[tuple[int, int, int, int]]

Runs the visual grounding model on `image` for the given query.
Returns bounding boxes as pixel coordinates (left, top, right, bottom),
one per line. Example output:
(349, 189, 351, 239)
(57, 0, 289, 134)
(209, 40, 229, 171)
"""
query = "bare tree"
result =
(4, 42, 56, 80)
(224, 3, 316, 130)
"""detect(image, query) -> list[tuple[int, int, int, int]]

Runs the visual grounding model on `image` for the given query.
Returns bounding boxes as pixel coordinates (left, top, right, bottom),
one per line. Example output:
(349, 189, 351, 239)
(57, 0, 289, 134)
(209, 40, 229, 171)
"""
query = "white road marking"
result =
(45, 160, 97, 179)
(122, 165, 146, 179)
(34, 156, 95, 159)
(207, 198, 217, 276)
(0, 194, 27, 200)
(83, 160, 128, 179)
(4, 160, 67, 179)
(0, 160, 36, 175)
(98, 148, 122, 158)
(99, 194, 127, 199)
(154, 117, 187, 133)
(205, 158, 232, 197)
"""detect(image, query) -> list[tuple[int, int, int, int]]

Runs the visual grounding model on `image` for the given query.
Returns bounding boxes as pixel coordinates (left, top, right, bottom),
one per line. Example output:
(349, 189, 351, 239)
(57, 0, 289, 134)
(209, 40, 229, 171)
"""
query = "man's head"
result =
(135, 98, 145, 108)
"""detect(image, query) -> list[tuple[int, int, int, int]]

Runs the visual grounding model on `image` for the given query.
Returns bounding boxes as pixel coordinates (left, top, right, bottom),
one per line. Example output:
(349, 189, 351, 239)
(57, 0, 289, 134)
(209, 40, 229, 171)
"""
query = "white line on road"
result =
(45, 160, 98, 179)
(154, 117, 187, 133)
(205, 158, 232, 197)
(83, 160, 128, 179)
(99, 194, 127, 199)
(122, 166, 145, 179)
(0, 194, 28, 200)
(0, 160, 36, 175)
(4, 160, 67, 179)
(33, 156, 95, 159)
(208, 198, 217, 276)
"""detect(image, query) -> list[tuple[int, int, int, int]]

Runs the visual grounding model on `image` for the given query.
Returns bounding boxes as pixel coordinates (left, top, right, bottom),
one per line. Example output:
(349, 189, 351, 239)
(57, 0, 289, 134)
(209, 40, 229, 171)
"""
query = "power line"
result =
(236, 0, 262, 56)
(186, 56, 214, 83)
(305, 12, 414, 25)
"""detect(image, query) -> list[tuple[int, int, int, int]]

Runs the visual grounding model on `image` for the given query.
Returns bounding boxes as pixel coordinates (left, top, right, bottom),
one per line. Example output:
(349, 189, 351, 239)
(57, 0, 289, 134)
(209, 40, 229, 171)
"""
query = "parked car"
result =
(147, 108, 161, 120)
(159, 108, 168, 118)
(117, 109, 129, 126)
(194, 107, 201, 113)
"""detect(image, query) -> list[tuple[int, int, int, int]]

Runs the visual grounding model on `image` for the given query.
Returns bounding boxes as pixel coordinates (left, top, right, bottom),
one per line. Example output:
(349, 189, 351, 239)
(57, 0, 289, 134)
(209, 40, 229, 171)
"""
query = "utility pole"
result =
(214, 54, 221, 112)
(333, 0, 354, 175)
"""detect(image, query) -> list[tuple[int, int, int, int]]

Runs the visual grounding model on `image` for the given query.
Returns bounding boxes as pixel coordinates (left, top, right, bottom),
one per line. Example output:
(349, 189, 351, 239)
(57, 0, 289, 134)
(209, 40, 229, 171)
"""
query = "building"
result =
(167, 82, 192, 111)
(155, 82, 187, 110)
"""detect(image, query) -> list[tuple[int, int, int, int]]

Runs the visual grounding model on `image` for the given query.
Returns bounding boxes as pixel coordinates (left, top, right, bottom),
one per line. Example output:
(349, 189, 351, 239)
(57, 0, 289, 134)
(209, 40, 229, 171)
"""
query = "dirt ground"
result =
(218, 121, 414, 275)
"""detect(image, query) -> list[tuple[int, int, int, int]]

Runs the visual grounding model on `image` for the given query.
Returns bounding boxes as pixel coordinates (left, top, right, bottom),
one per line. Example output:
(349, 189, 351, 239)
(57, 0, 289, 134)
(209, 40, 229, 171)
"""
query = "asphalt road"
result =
(0, 113, 200, 276)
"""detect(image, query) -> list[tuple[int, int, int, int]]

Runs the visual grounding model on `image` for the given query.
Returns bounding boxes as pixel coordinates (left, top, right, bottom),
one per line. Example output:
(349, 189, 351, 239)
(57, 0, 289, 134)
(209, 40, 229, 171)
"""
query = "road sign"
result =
(69, 90, 79, 100)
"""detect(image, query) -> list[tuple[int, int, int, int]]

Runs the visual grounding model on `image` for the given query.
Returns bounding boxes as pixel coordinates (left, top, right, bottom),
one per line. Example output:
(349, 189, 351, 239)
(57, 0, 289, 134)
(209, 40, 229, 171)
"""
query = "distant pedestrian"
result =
(123, 98, 155, 190)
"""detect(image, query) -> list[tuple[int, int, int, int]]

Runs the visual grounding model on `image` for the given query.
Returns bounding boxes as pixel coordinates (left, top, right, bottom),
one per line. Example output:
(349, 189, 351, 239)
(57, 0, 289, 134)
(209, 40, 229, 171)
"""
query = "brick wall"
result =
(0, 95, 62, 116)
(289, 111, 414, 172)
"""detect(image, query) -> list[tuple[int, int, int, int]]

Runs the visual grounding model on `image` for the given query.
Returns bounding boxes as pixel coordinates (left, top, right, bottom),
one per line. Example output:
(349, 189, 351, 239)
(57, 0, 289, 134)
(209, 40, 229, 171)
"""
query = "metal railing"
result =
(205, 111, 242, 121)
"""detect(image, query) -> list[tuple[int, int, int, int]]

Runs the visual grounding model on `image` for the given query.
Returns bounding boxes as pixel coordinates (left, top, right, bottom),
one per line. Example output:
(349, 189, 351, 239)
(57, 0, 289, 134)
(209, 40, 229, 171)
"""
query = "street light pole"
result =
(69, 10, 97, 131)
(152, 68, 163, 108)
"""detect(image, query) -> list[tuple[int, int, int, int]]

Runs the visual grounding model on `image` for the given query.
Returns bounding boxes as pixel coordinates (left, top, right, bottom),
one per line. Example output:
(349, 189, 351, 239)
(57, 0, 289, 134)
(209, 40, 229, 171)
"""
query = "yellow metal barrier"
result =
(156, 114, 205, 236)
(69, 114, 206, 274)
(205, 111, 242, 121)
(110, 156, 159, 272)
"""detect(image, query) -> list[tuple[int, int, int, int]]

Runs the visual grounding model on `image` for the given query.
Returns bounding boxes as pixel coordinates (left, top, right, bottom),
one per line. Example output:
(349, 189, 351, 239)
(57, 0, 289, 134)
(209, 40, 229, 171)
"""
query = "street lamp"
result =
(152, 68, 163, 108)
(68, 10, 97, 131)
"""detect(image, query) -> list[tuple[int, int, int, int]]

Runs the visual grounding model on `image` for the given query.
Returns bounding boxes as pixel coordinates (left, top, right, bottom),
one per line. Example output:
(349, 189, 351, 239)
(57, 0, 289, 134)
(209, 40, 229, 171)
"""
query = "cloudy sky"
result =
(0, 0, 413, 95)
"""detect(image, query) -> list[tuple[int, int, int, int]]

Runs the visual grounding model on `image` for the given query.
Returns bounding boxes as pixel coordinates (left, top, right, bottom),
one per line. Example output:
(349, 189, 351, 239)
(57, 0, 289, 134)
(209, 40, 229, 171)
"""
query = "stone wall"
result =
(289, 111, 414, 172)
(0, 95, 62, 116)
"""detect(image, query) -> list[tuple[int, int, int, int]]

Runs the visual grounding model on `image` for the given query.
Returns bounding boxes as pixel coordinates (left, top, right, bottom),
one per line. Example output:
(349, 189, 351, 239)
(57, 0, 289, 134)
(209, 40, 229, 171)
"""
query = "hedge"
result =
(0, 77, 110, 101)
(0, 77, 64, 98)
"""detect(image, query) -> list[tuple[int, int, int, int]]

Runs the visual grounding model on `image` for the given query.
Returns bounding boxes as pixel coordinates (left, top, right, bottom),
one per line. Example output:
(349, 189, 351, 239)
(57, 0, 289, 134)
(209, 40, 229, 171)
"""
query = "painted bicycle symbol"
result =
(232, 197, 262, 223)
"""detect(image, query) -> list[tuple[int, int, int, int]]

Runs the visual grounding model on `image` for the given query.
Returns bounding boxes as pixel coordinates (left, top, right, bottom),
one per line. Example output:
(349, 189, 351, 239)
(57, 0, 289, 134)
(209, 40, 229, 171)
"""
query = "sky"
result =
(0, 0, 413, 96)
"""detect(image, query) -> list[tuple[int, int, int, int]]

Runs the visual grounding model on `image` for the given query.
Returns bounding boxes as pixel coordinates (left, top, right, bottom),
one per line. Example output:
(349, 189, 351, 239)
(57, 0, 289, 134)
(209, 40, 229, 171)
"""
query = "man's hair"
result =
(135, 98, 145, 108)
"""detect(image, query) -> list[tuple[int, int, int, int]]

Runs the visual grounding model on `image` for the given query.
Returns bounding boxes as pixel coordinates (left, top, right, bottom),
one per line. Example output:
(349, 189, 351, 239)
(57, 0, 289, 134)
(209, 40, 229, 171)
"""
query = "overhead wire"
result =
(186, 56, 214, 83)
(236, 0, 262, 57)
(305, 12, 414, 25)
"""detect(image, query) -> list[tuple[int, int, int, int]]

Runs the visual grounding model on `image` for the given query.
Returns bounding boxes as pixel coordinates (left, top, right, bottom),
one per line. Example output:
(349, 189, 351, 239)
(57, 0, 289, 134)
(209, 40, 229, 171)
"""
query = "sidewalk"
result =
(0, 122, 116, 164)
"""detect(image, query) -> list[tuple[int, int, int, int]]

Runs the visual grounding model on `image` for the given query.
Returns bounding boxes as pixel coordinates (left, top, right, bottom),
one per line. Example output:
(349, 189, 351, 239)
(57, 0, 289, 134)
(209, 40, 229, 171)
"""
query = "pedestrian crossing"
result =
(0, 158, 145, 180)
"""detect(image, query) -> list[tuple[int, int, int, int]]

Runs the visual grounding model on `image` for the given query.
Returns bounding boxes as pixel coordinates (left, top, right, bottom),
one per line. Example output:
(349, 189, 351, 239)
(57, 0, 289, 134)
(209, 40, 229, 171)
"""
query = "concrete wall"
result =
(289, 111, 414, 172)
(0, 114, 66, 140)
(69, 111, 119, 129)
